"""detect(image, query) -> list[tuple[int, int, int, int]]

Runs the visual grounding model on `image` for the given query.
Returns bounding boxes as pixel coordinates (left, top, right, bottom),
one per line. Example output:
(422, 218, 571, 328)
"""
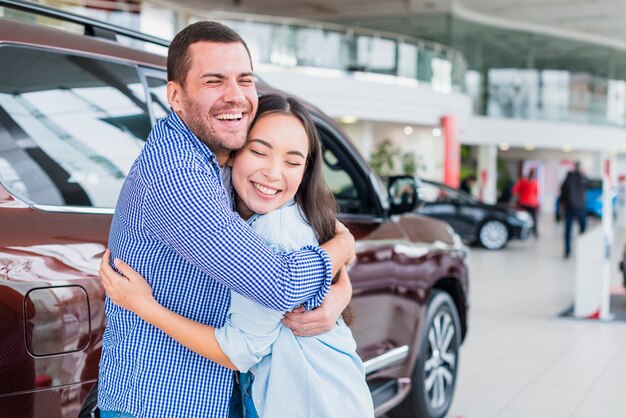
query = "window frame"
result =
(0, 44, 160, 215)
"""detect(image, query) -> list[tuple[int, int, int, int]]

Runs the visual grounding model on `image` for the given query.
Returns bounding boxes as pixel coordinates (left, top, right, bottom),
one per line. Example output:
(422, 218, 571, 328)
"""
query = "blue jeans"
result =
(229, 372, 259, 418)
(565, 208, 587, 255)
(100, 411, 136, 418)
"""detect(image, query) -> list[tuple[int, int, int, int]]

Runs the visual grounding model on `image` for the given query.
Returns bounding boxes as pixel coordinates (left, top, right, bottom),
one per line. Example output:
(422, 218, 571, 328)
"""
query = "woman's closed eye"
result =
(286, 160, 303, 167)
(250, 149, 266, 157)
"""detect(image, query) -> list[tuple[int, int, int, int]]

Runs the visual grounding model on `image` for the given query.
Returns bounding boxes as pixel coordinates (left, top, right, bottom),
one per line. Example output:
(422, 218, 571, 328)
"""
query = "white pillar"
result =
(477, 144, 498, 204)
(600, 151, 613, 320)
(343, 121, 375, 162)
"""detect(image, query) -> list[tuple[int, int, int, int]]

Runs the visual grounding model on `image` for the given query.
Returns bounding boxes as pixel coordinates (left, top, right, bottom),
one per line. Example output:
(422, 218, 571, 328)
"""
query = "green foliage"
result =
(497, 157, 512, 194)
(370, 139, 398, 176)
(401, 152, 417, 176)
(459, 144, 476, 183)
(369, 139, 418, 176)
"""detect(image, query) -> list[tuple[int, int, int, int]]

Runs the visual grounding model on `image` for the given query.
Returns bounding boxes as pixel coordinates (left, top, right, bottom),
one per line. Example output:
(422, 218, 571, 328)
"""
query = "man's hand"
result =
(282, 266, 352, 336)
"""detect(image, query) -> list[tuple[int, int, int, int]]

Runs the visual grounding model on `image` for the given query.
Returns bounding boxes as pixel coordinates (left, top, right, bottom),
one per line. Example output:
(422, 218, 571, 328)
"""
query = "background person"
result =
(101, 94, 374, 418)
(560, 162, 588, 258)
(460, 174, 476, 195)
(512, 168, 540, 237)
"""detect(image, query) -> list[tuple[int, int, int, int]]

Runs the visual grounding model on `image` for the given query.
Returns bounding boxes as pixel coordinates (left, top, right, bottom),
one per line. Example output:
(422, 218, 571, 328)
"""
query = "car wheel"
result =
(389, 290, 461, 418)
(478, 220, 508, 250)
(77, 381, 99, 418)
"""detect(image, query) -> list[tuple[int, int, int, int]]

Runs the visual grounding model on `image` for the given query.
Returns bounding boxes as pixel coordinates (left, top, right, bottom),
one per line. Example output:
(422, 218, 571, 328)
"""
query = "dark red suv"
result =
(0, 2, 469, 417)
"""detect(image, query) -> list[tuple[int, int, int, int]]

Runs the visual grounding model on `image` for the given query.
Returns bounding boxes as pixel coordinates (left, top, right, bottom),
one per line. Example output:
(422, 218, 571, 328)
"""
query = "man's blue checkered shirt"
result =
(98, 112, 332, 418)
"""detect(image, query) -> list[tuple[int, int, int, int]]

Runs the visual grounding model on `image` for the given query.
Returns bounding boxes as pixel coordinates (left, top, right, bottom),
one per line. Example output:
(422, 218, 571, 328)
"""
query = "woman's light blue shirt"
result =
(214, 201, 374, 418)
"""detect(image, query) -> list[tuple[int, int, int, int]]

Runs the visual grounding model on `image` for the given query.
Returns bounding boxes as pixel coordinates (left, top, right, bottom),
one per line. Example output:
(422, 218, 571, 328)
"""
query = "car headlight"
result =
(515, 211, 530, 222)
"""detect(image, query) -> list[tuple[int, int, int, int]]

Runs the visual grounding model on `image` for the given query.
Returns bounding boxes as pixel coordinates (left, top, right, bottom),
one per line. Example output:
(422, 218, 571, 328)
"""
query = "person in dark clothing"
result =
(460, 175, 476, 195)
(560, 162, 587, 258)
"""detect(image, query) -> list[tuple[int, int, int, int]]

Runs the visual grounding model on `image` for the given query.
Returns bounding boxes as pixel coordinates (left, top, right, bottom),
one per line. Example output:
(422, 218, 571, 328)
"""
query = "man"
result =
(459, 175, 475, 195)
(98, 21, 354, 417)
(560, 162, 587, 258)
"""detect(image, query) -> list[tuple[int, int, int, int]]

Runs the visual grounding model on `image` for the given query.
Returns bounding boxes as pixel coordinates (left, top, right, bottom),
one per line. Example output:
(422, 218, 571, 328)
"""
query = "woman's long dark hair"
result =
(250, 94, 337, 244)
(250, 94, 354, 324)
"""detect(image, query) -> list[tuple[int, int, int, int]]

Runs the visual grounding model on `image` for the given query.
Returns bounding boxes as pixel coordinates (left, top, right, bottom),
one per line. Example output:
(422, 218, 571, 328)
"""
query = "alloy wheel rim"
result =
(424, 310, 456, 410)
(480, 221, 507, 249)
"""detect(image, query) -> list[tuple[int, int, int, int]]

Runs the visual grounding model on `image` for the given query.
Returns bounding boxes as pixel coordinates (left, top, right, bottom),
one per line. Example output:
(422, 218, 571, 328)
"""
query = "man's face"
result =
(168, 41, 258, 163)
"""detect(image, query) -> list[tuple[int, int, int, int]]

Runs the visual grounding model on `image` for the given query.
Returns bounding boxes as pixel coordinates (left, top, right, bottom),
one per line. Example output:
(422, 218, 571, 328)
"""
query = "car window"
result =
(419, 182, 475, 204)
(418, 182, 445, 203)
(0, 45, 149, 209)
(317, 125, 375, 215)
(146, 75, 169, 121)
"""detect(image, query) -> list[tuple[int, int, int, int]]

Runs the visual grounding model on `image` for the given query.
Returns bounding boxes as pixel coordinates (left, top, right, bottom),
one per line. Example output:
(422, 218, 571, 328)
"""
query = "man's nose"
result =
(223, 79, 246, 103)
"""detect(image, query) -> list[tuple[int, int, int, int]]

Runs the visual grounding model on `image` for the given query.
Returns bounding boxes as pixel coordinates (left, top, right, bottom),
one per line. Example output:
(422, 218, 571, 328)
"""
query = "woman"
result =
(100, 94, 374, 418)
(513, 167, 539, 237)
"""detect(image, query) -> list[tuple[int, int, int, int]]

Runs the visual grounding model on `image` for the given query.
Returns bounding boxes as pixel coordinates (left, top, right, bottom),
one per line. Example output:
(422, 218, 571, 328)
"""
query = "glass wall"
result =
(483, 68, 626, 126)
(216, 16, 467, 93)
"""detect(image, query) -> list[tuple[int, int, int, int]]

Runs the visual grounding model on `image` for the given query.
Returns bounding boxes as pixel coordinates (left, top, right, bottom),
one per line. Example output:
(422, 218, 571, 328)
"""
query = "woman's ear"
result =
(225, 153, 235, 167)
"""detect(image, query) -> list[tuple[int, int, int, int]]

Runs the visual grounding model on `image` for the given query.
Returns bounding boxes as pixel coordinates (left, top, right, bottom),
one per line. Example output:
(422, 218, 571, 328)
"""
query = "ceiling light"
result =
(499, 143, 510, 151)
(340, 115, 358, 124)
(404, 126, 414, 135)
(432, 128, 442, 138)
(524, 143, 535, 151)
(562, 145, 573, 153)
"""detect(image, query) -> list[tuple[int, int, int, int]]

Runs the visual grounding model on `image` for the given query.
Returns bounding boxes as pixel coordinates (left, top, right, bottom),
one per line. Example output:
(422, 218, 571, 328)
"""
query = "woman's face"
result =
(230, 113, 309, 220)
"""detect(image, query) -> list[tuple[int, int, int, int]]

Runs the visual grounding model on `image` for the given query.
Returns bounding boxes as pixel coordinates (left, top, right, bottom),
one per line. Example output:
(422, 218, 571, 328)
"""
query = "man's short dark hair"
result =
(167, 21, 252, 85)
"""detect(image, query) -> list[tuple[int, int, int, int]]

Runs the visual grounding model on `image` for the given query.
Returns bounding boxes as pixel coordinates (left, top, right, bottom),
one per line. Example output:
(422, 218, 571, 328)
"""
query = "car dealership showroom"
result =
(2, 1, 626, 417)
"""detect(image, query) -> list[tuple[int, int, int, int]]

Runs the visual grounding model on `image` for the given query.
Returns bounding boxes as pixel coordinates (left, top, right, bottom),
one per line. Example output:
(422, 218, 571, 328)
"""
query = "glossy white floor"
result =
(447, 216, 626, 418)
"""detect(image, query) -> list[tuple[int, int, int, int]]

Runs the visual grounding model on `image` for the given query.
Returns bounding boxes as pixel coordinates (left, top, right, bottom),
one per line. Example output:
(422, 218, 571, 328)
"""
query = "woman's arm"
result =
(99, 249, 236, 370)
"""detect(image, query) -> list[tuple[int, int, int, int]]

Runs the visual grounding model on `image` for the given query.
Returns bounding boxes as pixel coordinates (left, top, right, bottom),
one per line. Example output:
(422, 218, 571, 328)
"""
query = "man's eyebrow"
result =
(200, 72, 254, 79)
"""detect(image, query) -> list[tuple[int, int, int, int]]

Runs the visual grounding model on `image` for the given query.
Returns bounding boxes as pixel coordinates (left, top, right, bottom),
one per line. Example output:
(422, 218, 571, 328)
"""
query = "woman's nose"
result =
(262, 160, 281, 180)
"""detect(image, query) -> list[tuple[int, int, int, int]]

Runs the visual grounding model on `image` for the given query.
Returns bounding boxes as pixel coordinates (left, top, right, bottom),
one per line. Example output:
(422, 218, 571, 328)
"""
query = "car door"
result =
(0, 45, 159, 417)
(314, 121, 427, 405)
(416, 181, 480, 239)
(416, 182, 464, 229)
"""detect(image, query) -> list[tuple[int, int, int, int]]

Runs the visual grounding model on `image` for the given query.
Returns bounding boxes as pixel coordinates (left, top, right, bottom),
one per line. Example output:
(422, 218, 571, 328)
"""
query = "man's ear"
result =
(167, 81, 184, 114)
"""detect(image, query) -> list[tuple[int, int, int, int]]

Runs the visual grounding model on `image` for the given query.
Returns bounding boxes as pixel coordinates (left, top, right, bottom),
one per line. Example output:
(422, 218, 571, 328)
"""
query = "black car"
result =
(413, 179, 533, 250)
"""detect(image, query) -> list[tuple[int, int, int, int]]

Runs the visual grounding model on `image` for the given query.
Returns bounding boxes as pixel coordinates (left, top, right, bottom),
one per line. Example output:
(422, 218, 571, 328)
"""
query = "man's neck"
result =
(215, 152, 229, 167)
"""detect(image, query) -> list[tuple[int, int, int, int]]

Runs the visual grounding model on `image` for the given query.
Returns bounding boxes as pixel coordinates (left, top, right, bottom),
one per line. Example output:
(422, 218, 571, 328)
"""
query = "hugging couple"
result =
(96, 20, 375, 418)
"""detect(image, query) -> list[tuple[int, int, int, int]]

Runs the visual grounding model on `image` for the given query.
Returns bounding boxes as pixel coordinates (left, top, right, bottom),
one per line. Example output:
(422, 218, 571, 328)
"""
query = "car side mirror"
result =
(388, 175, 419, 214)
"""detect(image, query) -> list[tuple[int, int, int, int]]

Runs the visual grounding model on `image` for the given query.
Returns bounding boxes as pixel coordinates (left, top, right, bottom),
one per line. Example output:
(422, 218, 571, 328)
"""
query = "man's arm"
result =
(282, 266, 352, 337)
(142, 166, 354, 311)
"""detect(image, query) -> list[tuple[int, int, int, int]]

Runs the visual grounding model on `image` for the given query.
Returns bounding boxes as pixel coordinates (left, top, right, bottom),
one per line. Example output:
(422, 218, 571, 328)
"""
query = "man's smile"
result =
(215, 112, 244, 121)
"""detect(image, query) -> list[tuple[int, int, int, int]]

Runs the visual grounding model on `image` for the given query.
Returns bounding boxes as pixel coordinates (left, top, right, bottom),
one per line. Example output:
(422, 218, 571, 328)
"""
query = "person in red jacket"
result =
(512, 168, 539, 237)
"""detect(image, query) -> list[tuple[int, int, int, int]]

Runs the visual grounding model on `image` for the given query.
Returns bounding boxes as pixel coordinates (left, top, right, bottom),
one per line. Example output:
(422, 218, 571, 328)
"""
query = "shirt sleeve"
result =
(142, 165, 332, 311)
(213, 292, 285, 372)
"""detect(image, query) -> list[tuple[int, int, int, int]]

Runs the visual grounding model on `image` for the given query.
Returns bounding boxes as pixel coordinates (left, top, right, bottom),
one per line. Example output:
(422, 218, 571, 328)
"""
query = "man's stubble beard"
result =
(181, 95, 248, 156)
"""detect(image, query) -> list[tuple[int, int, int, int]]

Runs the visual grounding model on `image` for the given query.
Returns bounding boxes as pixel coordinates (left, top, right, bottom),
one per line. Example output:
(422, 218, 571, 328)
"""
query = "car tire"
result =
(77, 381, 99, 418)
(389, 290, 461, 418)
(478, 219, 508, 250)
